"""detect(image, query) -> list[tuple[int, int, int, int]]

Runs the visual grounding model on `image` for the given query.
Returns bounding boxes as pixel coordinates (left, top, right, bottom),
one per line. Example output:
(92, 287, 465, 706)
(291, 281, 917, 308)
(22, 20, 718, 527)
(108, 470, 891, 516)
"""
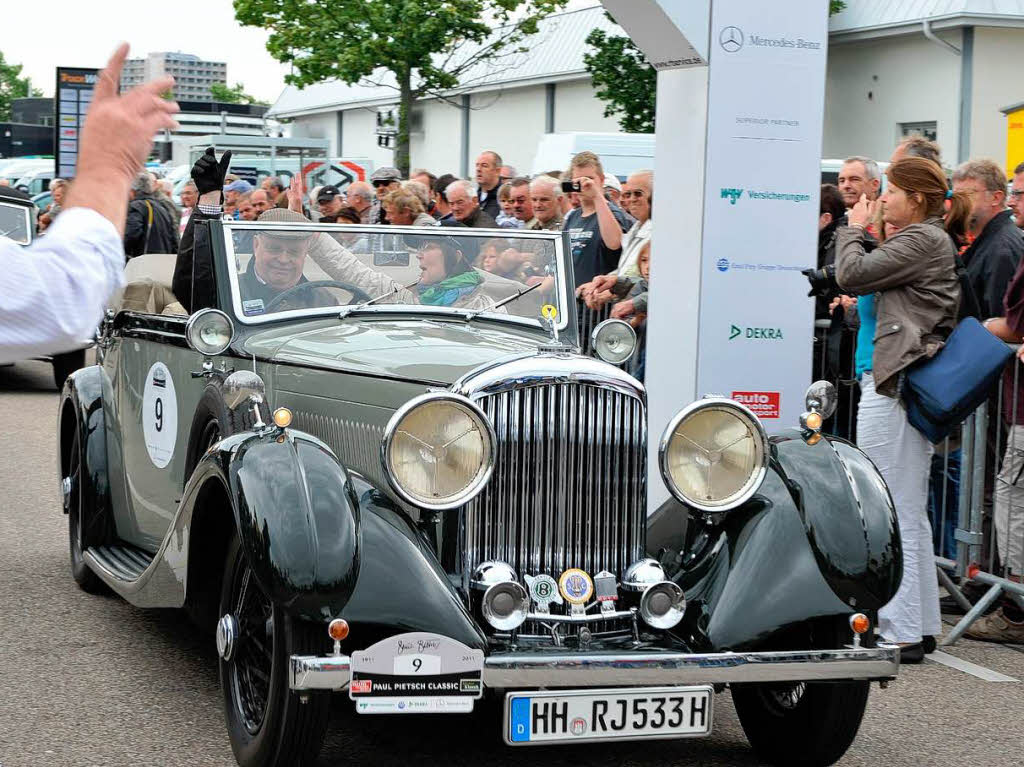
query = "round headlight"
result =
(382, 393, 495, 510)
(658, 398, 769, 512)
(185, 308, 233, 356)
(591, 319, 637, 365)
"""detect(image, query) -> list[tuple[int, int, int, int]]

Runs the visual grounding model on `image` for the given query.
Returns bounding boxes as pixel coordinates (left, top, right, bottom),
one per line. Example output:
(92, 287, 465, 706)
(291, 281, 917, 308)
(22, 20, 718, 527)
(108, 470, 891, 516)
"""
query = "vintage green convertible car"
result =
(58, 220, 900, 767)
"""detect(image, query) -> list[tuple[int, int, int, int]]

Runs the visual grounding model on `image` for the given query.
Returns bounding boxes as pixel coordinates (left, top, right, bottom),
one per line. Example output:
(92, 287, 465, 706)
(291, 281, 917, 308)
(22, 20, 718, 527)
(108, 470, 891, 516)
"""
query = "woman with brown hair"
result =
(836, 157, 970, 661)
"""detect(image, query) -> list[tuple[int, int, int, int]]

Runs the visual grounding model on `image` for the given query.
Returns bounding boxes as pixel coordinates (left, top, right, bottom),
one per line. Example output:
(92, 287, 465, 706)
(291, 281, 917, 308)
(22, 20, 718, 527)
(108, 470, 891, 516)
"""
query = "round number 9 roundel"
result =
(142, 361, 178, 468)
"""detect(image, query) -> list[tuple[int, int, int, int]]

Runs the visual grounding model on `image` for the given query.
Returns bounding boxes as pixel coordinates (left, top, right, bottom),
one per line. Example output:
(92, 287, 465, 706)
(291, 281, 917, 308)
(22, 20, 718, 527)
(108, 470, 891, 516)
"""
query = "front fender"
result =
(648, 434, 901, 652)
(227, 428, 361, 620)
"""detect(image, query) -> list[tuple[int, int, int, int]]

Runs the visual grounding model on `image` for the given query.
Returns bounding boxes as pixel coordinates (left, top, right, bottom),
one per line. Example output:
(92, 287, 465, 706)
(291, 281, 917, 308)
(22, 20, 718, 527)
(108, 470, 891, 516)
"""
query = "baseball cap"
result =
(370, 167, 402, 183)
(317, 185, 342, 203)
(254, 207, 316, 239)
(225, 179, 253, 194)
(603, 175, 622, 192)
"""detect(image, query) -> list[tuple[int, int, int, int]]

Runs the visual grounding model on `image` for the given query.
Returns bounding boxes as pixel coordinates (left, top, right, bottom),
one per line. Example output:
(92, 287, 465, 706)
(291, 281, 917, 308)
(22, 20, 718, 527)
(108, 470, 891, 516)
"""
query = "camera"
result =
(561, 180, 582, 194)
(801, 264, 839, 298)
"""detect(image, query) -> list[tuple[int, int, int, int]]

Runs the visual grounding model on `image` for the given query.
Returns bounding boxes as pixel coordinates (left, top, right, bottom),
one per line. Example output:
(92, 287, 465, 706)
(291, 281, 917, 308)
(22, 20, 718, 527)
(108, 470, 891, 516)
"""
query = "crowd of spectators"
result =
(811, 139, 1024, 649)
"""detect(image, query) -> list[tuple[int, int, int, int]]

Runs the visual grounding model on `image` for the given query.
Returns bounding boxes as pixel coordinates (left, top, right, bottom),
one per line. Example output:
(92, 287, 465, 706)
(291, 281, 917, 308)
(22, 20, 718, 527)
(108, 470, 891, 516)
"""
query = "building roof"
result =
(830, 0, 1024, 40)
(270, 1, 1024, 117)
(268, 4, 620, 118)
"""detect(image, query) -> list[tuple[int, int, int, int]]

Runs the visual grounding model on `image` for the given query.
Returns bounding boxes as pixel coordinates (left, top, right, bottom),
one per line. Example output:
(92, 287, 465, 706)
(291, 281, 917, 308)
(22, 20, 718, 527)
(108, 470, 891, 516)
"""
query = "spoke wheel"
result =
(219, 535, 330, 767)
(66, 427, 105, 593)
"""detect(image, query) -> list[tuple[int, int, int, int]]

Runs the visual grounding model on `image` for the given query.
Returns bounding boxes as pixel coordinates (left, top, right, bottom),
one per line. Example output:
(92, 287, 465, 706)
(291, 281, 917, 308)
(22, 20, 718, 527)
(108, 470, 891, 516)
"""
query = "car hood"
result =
(242, 317, 542, 385)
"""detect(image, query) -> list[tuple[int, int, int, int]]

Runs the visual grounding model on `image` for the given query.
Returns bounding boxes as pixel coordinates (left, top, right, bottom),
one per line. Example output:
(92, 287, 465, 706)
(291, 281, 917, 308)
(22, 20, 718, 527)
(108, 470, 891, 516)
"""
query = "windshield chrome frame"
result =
(221, 221, 571, 332)
(0, 200, 34, 246)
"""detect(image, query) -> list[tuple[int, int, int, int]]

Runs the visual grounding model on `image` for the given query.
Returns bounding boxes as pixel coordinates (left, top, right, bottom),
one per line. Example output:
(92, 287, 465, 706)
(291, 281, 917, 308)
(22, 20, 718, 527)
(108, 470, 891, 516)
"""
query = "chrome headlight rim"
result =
(658, 397, 770, 513)
(590, 318, 637, 365)
(185, 308, 234, 356)
(381, 392, 496, 511)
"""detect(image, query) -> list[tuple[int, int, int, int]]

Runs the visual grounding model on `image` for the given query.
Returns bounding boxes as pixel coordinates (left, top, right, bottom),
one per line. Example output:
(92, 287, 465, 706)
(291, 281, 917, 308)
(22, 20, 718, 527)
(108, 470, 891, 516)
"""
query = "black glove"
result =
(801, 264, 837, 298)
(191, 146, 232, 196)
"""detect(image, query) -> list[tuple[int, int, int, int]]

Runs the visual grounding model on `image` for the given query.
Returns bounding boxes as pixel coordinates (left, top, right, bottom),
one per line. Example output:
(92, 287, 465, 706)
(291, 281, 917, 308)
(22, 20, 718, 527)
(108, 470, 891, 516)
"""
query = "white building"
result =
(268, 2, 1024, 176)
(121, 52, 227, 103)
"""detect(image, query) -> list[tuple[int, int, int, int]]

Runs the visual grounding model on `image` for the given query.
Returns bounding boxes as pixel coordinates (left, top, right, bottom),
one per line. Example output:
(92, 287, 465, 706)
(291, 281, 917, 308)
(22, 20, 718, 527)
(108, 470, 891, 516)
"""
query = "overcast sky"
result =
(5, 0, 602, 106)
(4, 0, 290, 104)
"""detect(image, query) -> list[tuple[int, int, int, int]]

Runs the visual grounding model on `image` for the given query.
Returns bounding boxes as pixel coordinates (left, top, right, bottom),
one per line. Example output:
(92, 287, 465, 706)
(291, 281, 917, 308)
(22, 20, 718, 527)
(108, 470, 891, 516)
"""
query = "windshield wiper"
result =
(339, 280, 419, 318)
(463, 279, 546, 322)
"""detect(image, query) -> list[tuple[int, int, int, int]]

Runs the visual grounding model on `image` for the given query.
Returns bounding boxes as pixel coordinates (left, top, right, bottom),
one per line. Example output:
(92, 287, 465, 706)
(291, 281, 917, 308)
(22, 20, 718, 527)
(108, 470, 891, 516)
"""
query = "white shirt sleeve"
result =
(0, 207, 125, 363)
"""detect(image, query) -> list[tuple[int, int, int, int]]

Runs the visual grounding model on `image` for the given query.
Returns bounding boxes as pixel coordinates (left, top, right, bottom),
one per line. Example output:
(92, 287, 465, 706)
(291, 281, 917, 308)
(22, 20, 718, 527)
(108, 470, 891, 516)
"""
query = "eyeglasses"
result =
(621, 190, 646, 199)
(1009, 189, 1024, 199)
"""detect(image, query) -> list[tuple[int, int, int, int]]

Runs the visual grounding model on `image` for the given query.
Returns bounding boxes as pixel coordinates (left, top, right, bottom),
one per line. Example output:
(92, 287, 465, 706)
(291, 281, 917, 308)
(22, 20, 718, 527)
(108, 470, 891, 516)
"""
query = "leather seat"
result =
(111, 254, 187, 316)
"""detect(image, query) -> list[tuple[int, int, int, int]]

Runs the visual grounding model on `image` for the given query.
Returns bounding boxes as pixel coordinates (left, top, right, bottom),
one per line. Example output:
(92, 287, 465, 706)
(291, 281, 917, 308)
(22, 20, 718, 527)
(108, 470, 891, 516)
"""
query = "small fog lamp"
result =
(804, 380, 838, 419)
(639, 581, 686, 629)
(327, 618, 350, 641)
(273, 407, 293, 428)
(482, 581, 529, 631)
(591, 319, 637, 365)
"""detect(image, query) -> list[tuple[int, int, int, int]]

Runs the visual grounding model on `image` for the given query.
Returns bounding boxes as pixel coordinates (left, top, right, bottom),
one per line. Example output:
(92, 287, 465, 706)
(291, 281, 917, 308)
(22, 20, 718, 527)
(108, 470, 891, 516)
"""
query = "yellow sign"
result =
(541, 304, 558, 321)
(1007, 107, 1024, 178)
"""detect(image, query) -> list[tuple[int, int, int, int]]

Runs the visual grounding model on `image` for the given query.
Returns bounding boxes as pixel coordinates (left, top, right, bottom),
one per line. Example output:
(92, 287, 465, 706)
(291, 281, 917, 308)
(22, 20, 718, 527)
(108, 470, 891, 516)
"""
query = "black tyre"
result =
(66, 427, 106, 594)
(732, 675, 869, 767)
(219, 534, 330, 767)
(184, 384, 265, 479)
(53, 349, 86, 391)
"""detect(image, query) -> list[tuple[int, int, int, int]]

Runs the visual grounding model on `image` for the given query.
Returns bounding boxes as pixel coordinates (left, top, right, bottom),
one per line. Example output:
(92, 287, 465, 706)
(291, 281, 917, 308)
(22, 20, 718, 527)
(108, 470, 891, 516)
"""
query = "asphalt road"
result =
(3, 358, 1024, 767)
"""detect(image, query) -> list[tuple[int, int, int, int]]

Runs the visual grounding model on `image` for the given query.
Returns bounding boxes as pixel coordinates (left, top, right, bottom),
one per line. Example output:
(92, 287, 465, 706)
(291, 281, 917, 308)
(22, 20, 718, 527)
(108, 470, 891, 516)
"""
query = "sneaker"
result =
(964, 608, 1024, 643)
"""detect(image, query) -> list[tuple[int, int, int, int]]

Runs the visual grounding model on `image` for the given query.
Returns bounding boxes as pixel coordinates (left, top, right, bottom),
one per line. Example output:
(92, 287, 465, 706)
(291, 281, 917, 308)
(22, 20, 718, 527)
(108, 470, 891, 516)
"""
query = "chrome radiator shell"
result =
(454, 355, 647, 584)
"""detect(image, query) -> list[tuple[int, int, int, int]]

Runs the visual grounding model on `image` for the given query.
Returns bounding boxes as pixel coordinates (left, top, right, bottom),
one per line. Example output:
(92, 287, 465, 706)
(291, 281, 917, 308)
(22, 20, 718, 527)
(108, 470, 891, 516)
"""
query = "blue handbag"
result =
(903, 317, 1013, 443)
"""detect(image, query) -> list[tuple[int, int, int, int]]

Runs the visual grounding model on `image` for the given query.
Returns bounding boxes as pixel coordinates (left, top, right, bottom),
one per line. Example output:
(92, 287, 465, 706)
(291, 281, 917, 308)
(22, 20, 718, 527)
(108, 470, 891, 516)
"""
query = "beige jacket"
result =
(307, 233, 501, 313)
(835, 217, 960, 397)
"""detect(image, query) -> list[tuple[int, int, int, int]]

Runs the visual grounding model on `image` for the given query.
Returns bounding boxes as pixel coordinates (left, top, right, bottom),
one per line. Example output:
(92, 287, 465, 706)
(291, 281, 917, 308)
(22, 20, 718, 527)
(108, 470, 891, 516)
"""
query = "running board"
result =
(87, 544, 155, 581)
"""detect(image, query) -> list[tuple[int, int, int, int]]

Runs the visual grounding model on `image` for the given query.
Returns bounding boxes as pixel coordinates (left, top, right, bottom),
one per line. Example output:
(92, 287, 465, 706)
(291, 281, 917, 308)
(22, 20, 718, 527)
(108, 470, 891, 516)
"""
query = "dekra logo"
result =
(730, 324, 784, 341)
(721, 188, 743, 205)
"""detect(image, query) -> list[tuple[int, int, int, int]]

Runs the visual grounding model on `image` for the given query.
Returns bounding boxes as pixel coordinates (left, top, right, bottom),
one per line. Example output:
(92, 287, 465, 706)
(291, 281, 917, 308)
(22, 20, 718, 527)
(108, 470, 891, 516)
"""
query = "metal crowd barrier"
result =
(576, 299, 645, 380)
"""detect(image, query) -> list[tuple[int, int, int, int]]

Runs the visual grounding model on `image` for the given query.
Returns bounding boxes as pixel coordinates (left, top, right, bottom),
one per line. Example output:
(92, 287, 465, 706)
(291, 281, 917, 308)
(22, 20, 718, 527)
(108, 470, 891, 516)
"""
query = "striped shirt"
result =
(0, 207, 124, 363)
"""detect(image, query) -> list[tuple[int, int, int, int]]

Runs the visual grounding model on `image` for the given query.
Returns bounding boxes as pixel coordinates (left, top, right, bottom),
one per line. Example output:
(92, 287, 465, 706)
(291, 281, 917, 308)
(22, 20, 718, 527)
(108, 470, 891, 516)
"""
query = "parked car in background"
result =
(58, 220, 901, 767)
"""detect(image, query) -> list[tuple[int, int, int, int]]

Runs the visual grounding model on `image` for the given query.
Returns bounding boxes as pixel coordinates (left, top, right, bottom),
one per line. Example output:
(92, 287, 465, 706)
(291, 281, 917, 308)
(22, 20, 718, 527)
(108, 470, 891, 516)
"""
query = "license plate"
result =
(504, 686, 714, 745)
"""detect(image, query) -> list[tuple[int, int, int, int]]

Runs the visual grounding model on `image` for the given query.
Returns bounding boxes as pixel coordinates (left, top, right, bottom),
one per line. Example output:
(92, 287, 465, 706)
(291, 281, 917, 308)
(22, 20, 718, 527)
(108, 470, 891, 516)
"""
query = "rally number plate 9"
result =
(504, 686, 714, 745)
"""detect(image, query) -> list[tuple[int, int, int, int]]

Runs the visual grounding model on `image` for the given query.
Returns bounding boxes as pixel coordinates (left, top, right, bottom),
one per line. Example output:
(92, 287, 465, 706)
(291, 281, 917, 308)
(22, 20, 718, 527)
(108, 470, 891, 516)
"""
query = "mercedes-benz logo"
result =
(719, 26, 744, 53)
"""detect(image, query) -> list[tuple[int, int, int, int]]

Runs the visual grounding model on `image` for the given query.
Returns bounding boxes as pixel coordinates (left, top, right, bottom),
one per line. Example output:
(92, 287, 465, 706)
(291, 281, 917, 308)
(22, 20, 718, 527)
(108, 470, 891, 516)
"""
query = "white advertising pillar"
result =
(603, 0, 829, 514)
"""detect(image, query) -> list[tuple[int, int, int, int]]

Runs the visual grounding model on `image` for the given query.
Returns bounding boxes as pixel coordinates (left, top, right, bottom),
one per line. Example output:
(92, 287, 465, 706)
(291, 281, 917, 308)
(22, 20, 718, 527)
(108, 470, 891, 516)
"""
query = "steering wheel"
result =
(263, 280, 373, 313)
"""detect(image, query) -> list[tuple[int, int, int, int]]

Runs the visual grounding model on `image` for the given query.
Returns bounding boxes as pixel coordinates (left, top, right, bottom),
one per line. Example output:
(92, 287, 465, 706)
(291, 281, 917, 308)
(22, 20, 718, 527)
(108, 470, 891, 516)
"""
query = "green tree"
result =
(233, 0, 568, 175)
(210, 81, 269, 106)
(0, 52, 42, 122)
(584, 1, 846, 134)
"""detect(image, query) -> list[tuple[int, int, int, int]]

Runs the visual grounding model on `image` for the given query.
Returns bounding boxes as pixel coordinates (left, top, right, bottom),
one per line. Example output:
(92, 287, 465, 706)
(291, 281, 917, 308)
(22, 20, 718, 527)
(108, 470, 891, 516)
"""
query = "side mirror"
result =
(223, 370, 266, 413)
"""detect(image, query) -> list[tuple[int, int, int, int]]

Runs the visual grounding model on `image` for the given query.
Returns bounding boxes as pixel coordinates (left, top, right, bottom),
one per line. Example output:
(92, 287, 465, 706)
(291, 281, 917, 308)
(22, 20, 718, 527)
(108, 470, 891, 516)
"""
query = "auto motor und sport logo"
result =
(733, 391, 781, 419)
(729, 324, 784, 341)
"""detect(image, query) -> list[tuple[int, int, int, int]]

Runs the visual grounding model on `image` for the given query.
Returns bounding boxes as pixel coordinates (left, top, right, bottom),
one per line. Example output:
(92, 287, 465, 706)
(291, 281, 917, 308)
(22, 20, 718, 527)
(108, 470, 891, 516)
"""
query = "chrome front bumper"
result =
(290, 645, 899, 691)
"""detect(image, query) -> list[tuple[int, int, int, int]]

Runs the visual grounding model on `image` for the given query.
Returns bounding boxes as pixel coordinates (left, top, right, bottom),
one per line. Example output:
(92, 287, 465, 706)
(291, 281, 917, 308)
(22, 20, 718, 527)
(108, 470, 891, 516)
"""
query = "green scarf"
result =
(418, 270, 483, 306)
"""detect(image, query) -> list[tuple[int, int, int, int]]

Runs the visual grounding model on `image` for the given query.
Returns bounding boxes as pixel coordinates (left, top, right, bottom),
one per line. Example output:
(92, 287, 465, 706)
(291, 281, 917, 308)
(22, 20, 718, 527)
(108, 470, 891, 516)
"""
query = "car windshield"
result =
(222, 222, 568, 330)
(0, 201, 32, 245)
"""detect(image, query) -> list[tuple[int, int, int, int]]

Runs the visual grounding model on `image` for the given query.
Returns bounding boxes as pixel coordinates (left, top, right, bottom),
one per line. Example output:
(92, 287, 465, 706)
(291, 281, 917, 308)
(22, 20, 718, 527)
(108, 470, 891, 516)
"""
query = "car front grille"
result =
(462, 382, 646, 583)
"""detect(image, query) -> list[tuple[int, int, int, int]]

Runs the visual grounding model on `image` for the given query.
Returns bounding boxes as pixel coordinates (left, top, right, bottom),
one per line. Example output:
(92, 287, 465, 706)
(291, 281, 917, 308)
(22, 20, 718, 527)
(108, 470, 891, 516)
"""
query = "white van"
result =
(530, 132, 655, 181)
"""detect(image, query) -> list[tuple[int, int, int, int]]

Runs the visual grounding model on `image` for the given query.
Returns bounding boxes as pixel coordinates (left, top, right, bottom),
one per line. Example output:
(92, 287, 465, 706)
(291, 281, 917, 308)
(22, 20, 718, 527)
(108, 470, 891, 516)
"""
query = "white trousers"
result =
(857, 373, 941, 643)
(995, 424, 1024, 576)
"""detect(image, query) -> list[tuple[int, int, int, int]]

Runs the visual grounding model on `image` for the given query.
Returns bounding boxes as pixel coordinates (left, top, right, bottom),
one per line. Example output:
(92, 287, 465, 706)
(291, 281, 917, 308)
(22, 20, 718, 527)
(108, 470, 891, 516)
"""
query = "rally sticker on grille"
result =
(349, 632, 483, 714)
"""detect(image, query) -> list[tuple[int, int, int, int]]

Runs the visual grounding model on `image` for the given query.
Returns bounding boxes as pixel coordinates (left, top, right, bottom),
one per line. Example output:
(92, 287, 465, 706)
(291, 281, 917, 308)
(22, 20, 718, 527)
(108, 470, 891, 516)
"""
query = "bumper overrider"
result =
(290, 645, 899, 691)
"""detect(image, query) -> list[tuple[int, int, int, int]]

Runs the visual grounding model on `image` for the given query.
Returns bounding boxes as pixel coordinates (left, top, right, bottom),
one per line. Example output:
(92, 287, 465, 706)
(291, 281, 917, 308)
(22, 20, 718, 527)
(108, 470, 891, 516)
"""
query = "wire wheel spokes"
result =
(230, 558, 275, 735)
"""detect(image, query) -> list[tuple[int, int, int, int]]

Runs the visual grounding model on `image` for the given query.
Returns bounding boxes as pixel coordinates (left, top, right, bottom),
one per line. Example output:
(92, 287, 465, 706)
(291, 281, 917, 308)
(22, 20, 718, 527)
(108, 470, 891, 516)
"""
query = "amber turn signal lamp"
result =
(273, 407, 293, 428)
(805, 412, 823, 430)
(850, 613, 870, 634)
(328, 618, 349, 641)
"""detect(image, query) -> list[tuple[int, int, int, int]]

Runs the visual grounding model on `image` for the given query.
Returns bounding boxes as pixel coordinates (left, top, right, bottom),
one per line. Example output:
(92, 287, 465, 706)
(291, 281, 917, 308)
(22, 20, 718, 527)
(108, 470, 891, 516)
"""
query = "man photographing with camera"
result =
(562, 151, 631, 289)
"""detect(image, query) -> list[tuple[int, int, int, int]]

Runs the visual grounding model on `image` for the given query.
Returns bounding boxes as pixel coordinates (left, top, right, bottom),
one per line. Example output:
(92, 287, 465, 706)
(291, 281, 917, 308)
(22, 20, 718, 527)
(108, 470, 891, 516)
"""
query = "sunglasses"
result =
(372, 180, 395, 188)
